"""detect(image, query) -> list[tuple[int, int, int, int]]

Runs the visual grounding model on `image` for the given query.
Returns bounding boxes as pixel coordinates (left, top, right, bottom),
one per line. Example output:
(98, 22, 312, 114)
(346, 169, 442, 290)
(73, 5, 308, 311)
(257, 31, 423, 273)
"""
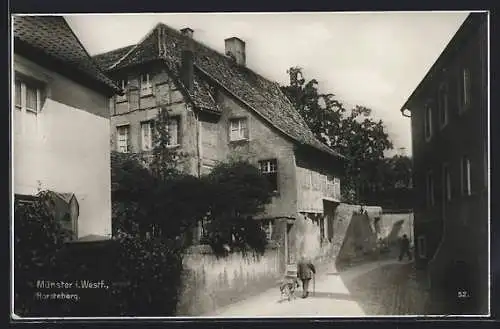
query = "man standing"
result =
(297, 256, 316, 298)
(399, 234, 412, 261)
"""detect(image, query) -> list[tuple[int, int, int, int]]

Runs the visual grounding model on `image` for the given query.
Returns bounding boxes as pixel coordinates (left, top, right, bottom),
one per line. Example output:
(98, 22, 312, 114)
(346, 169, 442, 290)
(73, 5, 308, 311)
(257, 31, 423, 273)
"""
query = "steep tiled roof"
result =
(13, 16, 121, 94)
(93, 23, 345, 159)
(93, 45, 135, 71)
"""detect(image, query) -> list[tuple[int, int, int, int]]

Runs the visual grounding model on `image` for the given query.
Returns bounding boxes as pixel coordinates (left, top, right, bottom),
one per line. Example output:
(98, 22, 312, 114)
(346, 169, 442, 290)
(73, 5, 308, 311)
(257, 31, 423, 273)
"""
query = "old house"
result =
(92, 24, 347, 313)
(13, 16, 121, 240)
(399, 13, 488, 313)
(93, 23, 347, 265)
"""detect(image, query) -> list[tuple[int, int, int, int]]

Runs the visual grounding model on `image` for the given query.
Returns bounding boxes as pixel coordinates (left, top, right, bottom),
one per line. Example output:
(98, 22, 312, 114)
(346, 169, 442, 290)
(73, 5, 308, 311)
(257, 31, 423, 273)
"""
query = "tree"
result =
(149, 107, 182, 181)
(362, 154, 413, 209)
(203, 161, 273, 257)
(281, 67, 394, 203)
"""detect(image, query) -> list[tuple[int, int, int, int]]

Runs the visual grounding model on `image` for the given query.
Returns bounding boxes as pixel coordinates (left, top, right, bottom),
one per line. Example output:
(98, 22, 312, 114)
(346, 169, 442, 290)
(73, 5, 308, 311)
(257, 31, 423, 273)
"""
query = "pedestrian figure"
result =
(399, 234, 412, 261)
(297, 256, 316, 298)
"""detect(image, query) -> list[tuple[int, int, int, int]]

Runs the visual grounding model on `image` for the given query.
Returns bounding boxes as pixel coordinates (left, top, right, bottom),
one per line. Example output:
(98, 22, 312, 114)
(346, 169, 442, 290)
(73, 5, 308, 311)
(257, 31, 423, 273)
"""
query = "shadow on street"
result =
(330, 246, 436, 316)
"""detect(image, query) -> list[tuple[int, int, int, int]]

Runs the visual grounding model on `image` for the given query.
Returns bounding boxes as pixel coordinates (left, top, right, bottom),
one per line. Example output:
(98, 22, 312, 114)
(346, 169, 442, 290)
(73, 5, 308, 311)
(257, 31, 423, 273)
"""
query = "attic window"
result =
(140, 74, 153, 97)
(116, 79, 128, 103)
(229, 118, 248, 141)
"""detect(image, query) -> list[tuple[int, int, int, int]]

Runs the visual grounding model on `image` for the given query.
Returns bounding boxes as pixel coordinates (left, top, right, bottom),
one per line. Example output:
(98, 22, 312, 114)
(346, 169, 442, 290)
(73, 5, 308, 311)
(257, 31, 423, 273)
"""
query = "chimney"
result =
(180, 27, 194, 92)
(180, 27, 194, 39)
(224, 37, 246, 66)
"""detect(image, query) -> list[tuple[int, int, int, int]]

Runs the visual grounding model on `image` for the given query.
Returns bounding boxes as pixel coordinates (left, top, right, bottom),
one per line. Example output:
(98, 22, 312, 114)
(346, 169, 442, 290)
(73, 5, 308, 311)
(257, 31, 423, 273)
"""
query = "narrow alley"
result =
(204, 258, 434, 317)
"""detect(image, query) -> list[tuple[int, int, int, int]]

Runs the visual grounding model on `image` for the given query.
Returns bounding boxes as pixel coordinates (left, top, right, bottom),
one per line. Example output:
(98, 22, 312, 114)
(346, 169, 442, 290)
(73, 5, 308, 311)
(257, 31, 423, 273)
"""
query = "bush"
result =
(107, 235, 183, 316)
(14, 189, 185, 317)
(14, 191, 72, 316)
(203, 161, 272, 257)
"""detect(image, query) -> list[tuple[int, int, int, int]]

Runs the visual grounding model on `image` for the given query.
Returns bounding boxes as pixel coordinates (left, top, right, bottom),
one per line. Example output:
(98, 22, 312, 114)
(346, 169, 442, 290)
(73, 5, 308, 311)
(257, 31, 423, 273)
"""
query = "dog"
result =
(279, 277, 300, 301)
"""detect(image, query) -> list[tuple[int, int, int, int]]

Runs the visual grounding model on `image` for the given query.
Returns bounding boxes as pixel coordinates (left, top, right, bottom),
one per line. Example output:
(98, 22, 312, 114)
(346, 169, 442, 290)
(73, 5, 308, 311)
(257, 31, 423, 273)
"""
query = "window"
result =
(319, 217, 325, 243)
(461, 156, 471, 196)
(438, 82, 449, 128)
(229, 118, 249, 141)
(443, 164, 451, 202)
(166, 117, 180, 146)
(199, 216, 211, 243)
(116, 125, 130, 153)
(326, 175, 336, 198)
(140, 73, 153, 97)
(312, 172, 321, 190)
(262, 220, 273, 241)
(14, 79, 41, 135)
(116, 79, 128, 103)
(459, 68, 471, 112)
(417, 235, 427, 259)
(259, 159, 278, 192)
(15, 79, 40, 113)
(141, 121, 155, 151)
(424, 104, 433, 141)
(426, 171, 434, 207)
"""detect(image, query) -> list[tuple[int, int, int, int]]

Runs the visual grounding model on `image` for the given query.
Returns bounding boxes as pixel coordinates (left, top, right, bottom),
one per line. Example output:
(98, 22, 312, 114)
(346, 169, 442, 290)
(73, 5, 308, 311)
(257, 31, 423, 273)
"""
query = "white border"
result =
(10, 10, 491, 321)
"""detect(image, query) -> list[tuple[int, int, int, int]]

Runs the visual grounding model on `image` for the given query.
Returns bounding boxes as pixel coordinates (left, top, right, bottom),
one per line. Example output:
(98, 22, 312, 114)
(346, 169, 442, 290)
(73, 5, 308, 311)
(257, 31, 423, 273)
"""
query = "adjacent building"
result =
(93, 23, 346, 266)
(400, 12, 488, 313)
(13, 16, 121, 240)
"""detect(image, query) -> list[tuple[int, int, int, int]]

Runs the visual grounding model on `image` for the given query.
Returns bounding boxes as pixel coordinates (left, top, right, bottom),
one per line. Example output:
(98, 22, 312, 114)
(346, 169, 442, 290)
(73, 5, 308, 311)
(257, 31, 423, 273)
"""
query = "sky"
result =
(65, 12, 470, 157)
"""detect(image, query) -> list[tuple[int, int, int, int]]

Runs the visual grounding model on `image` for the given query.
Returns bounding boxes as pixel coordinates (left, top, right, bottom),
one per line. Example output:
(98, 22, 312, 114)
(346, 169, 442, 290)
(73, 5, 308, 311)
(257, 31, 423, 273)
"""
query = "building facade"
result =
(400, 13, 488, 313)
(13, 16, 121, 240)
(93, 24, 346, 266)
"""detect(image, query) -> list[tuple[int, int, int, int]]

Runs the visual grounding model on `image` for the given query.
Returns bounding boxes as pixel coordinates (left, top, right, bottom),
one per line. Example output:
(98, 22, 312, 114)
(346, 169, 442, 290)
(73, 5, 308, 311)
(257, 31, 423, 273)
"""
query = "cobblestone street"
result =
(204, 258, 436, 317)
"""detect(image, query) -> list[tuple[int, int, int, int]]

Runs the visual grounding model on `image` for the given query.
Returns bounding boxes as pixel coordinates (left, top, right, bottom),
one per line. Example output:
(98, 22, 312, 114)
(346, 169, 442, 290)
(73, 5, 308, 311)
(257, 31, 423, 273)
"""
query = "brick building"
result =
(399, 13, 488, 314)
(13, 16, 121, 240)
(93, 23, 346, 267)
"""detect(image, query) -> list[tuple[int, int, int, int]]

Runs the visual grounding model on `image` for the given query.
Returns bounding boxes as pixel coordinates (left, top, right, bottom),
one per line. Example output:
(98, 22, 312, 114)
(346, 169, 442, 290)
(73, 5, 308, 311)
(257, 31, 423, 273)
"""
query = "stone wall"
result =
(378, 213, 414, 245)
(292, 204, 384, 269)
(332, 204, 381, 266)
(177, 245, 282, 316)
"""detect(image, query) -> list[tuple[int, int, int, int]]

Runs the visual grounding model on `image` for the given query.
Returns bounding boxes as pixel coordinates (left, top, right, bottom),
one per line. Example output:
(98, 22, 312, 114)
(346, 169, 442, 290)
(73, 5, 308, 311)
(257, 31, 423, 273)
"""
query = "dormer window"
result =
(116, 79, 128, 103)
(140, 73, 153, 97)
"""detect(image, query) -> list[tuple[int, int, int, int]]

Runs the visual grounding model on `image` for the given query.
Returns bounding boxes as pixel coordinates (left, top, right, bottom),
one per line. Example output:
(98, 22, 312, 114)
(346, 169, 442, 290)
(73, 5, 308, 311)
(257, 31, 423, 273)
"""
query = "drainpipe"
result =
(194, 108, 202, 178)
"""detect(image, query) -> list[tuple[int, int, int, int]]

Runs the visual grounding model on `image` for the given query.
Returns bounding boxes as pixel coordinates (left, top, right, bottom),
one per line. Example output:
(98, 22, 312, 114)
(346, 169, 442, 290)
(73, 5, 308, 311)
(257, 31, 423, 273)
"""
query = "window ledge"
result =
(116, 99, 128, 104)
(140, 93, 154, 99)
(229, 138, 249, 144)
(166, 144, 181, 149)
